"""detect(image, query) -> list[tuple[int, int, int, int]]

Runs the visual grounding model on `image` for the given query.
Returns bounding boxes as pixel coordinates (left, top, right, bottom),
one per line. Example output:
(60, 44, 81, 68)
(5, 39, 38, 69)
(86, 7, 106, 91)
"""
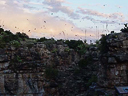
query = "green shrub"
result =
(78, 56, 92, 68)
(27, 43, 34, 49)
(0, 28, 4, 33)
(64, 48, 70, 52)
(10, 56, 22, 63)
(95, 40, 100, 47)
(43, 39, 56, 48)
(65, 40, 84, 50)
(77, 44, 87, 55)
(0, 42, 6, 48)
(45, 67, 58, 79)
(10, 40, 20, 48)
(37, 37, 47, 42)
(120, 24, 128, 32)
(16, 56, 22, 62)
(52, 48, 58, 53)
(0, 30, 20, 43)
(16, 32, 29, 40)
(99, 34, 108, 54)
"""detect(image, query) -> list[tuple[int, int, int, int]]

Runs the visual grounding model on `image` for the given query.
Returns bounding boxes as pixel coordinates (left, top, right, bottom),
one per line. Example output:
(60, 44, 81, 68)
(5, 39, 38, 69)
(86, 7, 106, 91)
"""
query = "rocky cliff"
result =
(98, 32, 128, 88)
(2, 27, 128, 95)
(0, 40, 92, 96)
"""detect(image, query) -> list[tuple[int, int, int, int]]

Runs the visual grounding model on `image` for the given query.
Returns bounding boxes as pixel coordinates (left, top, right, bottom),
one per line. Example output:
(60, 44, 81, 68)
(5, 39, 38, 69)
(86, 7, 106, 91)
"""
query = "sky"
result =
(0, 0, 128, 43)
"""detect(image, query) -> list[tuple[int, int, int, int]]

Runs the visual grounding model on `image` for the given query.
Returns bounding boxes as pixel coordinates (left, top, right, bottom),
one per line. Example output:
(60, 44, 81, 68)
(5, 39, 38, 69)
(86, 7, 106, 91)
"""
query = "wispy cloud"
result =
(82, 16, 119, 24)
(43, 0, 79, 19)
(78, 7, 124, 20)
(0, 0, 91, 40)
(1, 0, 127, 42)
(0, 0, 6, 5)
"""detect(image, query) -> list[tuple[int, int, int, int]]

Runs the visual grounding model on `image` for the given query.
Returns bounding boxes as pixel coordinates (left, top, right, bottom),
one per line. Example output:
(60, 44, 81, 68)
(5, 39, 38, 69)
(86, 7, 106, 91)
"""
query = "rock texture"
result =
(1, 32, 128, 95)
(0, 41, 84, 95)
(98, 32, 128, 88)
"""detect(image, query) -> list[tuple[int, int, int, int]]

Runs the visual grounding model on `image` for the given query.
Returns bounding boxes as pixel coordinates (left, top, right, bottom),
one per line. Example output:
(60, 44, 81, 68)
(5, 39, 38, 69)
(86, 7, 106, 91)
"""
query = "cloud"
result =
(23, 5, 37, 10)
(78, 7, 124, 20)
(0, 0, 104, 42)
(0, 1, 6, 5)
(0, 0, 91, 40)
(43, 0, 79, 19)
(82, 16, 122, 25)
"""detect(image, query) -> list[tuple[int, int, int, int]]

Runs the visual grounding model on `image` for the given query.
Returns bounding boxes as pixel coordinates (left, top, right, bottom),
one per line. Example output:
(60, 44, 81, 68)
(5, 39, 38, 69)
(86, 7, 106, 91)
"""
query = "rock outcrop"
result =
(0, 41, 83, 95)
(98, 32, 128, 88)
(2, 30, 128, 95)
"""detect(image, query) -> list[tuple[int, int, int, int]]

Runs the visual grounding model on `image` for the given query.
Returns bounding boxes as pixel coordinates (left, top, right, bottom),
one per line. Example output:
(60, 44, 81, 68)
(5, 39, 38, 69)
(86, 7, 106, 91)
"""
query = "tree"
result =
(65, 40, 84, 50)
(0, 28, 4, 34)
(37, 37, 47, 42)
(16, 32, 29, 40)
(99, 34, 108, 54)
(120, 24, 128, 32)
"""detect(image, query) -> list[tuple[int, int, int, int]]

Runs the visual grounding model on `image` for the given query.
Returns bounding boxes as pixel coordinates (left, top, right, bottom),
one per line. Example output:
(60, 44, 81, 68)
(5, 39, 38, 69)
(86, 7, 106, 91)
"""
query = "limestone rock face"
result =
(0, 41, 82, 95)
(98, 32, 128, 88)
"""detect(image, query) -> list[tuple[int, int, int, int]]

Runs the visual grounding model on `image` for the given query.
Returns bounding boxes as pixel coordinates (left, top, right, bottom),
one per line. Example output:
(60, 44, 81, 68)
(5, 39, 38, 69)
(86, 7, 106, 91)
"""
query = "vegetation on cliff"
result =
(0, 28, 29, 48)
(2, 25, 126, 95)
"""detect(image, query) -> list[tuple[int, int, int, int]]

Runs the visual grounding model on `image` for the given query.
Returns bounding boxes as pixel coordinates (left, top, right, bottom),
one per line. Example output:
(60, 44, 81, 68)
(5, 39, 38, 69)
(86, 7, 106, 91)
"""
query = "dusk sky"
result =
(0, 0, 128, 42)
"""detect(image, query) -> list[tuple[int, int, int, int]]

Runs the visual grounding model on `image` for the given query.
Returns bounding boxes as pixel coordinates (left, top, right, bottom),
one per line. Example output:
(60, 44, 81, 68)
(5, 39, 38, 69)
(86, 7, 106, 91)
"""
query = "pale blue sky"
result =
(0, 0, 128, 42)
